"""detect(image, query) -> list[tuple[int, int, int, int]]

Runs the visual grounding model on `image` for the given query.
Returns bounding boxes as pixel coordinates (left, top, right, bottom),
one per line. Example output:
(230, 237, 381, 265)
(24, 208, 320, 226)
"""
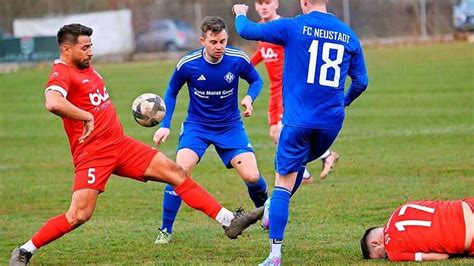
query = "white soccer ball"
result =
(131, 93, 166, 127)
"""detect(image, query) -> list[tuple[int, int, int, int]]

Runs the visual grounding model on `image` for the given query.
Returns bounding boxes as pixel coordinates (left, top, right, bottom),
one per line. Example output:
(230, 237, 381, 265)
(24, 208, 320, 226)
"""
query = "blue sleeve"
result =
(345, 45, 369, 106)
(344, 73, 368, 106)
(240, 59, 263, 102)
(161, 68, 186, 128)
(235, 15, 290, 46)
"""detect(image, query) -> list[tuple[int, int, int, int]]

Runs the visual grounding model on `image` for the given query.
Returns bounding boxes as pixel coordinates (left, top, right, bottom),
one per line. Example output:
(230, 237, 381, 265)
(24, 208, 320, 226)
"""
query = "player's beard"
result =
(75, 57, 91, 69)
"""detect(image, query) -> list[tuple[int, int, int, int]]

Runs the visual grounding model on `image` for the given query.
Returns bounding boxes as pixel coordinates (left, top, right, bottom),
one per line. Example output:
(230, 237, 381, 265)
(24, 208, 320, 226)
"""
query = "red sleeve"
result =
(250, 47, 263, 66)
(46, 64, 70, 97)
(387, 250, 416, 261)
(268, 91, 281, 125)
(268, 79, 283, 125)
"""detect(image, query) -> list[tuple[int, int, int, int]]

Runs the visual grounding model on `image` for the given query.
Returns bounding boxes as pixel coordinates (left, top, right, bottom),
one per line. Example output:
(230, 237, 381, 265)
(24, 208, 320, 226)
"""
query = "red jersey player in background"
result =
(9, 24, 263, 266)
(250, 0, 339, 183)
(361, 198, 474, 262)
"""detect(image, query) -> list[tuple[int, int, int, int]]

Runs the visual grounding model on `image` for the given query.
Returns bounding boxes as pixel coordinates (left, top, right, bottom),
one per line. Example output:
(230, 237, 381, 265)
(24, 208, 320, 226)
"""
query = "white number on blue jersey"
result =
(307, 40, 344, 87)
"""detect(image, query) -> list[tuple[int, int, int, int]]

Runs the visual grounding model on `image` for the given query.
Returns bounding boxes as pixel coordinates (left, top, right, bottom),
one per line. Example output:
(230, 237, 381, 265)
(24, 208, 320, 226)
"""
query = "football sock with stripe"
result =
(161, 184, 182, 233)
(269, 186, 291, 241)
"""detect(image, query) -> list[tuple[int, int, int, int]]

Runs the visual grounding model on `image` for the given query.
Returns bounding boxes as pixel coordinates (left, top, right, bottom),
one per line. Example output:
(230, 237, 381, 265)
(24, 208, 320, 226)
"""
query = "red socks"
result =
(29, 178, 220, 249)
(174, 177, 222, 219)
(31, 214, 73, 248)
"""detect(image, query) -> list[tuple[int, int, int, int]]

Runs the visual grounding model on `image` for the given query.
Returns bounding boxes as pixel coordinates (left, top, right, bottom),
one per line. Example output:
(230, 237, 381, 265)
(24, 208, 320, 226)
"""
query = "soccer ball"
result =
(131, 93, 166, 127)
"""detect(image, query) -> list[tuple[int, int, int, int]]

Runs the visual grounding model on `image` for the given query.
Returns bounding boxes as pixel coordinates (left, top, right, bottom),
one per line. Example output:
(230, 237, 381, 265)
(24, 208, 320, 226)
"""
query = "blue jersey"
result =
(236, 11, 368, 129)
(161, 47, 263, 128)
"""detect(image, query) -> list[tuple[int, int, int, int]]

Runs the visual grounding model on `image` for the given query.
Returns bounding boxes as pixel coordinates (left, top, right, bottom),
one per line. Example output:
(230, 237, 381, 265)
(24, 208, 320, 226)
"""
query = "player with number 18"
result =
(233, 0, 369, 265)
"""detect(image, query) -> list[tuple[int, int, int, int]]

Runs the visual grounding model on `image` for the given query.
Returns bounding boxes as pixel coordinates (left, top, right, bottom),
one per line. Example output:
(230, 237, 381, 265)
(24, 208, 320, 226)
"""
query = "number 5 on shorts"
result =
(87, 168, 96, 184)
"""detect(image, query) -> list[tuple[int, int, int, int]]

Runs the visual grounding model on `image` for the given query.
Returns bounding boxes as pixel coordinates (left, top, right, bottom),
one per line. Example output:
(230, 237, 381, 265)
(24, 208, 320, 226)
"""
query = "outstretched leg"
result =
(10, 189, 99, 266)
(144, 152, 263, 239)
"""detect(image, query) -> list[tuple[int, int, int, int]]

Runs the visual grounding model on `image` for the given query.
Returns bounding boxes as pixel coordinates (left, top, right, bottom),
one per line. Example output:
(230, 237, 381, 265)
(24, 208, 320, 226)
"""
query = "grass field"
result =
(0, 42, 473, 265)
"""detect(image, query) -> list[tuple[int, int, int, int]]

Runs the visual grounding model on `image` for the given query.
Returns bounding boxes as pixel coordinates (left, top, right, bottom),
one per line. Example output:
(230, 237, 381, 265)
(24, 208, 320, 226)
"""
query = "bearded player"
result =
(9, 23, 263, 266)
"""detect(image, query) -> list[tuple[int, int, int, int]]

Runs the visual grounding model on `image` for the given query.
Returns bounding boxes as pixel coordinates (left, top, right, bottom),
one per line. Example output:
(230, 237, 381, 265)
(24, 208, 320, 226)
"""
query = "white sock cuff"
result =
(215, 208, 234, 227)
(270, 238, 282, 257)
(20, 240, 38, 254)
(320, 150, 331, 159)
(303, 167, 311, 178)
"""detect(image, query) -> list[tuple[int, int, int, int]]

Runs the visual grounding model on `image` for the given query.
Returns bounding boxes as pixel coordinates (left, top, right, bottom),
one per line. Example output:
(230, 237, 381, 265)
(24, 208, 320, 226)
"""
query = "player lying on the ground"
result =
(9, 23, 263, 266)
(361, 198, 474, 261)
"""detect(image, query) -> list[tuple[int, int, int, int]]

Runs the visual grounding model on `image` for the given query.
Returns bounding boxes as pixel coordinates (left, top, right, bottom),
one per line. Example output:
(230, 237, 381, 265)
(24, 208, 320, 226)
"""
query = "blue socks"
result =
(161, 184, 182, 233)
(268, 186, 291, 240)
(246, 175, 268, 207)
(265, 167, 306, 248)
(291, 166, 305, 196)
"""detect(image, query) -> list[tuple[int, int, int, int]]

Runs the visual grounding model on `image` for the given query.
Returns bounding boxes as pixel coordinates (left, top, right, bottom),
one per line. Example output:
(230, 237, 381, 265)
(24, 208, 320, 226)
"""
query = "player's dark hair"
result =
(200, 16, 226, 36)
(57, 23, 93, 46)
(360, 227, 377, 259)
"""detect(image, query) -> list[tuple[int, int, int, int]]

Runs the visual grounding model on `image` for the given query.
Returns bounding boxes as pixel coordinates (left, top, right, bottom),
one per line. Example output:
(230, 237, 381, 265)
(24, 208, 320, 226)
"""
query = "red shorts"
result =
(73, 136, 158, 192)
(464, 198, 474, 256)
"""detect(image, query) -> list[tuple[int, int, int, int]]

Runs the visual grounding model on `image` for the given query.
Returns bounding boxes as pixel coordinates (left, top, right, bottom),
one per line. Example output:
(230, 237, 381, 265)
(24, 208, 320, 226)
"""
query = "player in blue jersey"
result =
(152, 16, 268, 244)
(233, 1, 369, 265)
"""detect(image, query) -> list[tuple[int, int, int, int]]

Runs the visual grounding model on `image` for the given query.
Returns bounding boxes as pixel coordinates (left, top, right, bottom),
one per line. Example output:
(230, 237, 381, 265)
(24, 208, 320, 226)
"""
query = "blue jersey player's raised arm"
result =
(233, 1, 368, 265)
(152, 16, 268, 245)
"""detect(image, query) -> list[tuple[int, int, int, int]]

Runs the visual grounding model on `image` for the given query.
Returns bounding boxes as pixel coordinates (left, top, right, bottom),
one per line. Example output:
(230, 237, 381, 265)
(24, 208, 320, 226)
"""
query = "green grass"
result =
(1, 42, 473, 265)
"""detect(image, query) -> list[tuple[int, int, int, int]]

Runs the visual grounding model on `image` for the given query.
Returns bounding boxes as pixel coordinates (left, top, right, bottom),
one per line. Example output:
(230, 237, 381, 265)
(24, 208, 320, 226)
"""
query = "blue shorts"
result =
(275, 125, 341, 175)
(178, 121, 254, 168)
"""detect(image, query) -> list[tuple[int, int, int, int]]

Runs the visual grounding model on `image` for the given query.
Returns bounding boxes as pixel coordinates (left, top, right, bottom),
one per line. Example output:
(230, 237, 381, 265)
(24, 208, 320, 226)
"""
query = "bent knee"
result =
(241, 172, 260, 183)
(66, 210, 93, 227)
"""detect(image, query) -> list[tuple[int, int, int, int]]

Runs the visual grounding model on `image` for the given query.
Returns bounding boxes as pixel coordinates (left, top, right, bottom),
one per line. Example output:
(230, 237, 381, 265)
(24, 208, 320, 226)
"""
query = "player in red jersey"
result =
(361, 198, 474, 262)
(9, 23, 263, 266)
(250, 0, 339, 182)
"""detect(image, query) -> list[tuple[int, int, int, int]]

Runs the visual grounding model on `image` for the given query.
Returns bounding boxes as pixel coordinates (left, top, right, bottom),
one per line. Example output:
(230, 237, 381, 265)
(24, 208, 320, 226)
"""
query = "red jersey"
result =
(45, 60, 124, 163)
(251, 40, 284, 126)
(383, 200, 467, 261)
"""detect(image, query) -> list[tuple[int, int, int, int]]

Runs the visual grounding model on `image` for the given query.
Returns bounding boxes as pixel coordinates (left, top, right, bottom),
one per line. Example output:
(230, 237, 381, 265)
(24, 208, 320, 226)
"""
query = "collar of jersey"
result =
(54, 59, 67, 65)
(308, 10, 335, 17)
(202, 48, 224, 65)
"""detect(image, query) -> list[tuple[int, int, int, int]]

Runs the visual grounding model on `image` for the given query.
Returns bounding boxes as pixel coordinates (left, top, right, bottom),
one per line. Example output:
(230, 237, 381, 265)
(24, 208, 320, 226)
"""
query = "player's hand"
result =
(78, 117, 94, 144)
(240, 95, 253, 117)
(232, 4, 249, 16)
(153, 127, 171, 146)
(269, 123, 281, 144)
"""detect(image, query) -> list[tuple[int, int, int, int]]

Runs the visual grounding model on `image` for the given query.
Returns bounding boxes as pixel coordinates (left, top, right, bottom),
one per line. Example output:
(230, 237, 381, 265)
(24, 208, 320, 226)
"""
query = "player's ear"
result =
(61, 43, 71, 55)
(370, 239, 382, 247)
(199, 36, 205, 46)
